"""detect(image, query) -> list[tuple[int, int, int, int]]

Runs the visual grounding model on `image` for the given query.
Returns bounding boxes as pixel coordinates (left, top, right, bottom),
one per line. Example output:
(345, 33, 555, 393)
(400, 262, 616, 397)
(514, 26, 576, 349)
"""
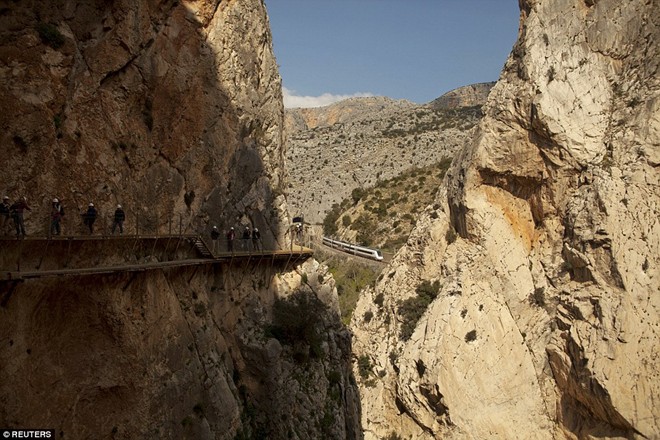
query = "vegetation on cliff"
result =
(324, 157, 452, 253)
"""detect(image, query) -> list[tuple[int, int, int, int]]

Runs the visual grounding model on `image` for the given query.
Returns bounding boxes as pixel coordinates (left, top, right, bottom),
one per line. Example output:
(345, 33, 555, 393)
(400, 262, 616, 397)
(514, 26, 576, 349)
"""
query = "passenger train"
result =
(322, 236, 384, 261)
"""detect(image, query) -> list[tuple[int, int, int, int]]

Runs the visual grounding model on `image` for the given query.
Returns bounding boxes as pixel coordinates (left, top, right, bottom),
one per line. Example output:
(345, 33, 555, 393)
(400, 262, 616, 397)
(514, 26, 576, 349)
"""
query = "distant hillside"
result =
(323, 158, 452, 254)
(284, 92, 486, 225)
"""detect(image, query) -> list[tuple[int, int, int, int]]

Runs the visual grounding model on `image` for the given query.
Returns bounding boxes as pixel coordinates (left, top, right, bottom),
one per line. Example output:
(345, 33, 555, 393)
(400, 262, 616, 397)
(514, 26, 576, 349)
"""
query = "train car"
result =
(322, 236, 384, 261)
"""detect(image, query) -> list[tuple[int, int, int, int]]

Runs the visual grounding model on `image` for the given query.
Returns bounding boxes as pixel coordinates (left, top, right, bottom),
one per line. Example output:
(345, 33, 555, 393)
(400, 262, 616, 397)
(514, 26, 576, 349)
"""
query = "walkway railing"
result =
(0, 234, 313, 281)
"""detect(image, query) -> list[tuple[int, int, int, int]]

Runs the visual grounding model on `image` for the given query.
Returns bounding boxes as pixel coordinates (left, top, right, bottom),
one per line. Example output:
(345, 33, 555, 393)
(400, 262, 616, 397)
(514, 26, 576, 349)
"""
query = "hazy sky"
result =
(265, 0, 520, 108)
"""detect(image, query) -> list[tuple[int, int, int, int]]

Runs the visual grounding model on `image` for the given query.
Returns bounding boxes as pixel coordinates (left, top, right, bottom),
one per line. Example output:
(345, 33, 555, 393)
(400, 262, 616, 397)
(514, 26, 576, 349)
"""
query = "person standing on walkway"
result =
(0, 196, 10, 235)
(226, 227, 235, 252)
(83, 202, 97, 234)
(242, 226, 251, 251)
(112, 204, 125, 235)
(252, 227, 261, 251)
(211, 225, 220, 253)
(50, 198, 64, 236)
(10, 196, 30, 237)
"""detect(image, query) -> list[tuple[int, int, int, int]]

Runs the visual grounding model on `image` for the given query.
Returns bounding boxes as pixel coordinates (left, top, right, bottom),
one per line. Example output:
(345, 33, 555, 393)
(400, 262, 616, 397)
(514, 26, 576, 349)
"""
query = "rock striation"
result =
(351, 0, 660, 439)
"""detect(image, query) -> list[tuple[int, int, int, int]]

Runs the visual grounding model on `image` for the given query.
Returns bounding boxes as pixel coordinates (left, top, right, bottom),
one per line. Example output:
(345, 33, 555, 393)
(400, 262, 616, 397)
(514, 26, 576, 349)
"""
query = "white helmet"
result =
(89, 203, 94, 207)
(117, 204, 122, 208)
(53, 198, 58, 203)
(212, 225, 218, 229)
(2, 196, 8, 200)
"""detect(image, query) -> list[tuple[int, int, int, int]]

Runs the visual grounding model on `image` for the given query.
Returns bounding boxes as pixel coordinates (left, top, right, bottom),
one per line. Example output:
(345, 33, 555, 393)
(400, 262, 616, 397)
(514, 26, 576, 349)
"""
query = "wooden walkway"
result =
(0, 235, 313, 281)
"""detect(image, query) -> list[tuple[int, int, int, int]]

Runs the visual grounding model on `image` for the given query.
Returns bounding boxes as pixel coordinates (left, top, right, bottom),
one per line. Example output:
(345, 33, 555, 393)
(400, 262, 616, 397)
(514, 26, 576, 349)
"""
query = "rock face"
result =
(0, 254, 361, 439)
(285, 97, 483, 225)
(0, 0, 288, 246)
(0, 1, 361, 438)
(428, 82, 495, 110)
(351, 0, 660, 439)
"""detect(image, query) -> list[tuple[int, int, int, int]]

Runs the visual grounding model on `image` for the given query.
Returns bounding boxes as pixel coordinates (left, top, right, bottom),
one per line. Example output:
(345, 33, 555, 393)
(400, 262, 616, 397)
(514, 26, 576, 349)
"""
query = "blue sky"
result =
(265, 0, 520, 108)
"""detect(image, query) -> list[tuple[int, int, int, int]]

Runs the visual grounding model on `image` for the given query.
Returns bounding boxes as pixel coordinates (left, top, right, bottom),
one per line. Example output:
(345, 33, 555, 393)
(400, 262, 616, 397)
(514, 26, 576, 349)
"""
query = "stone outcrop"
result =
(351, 0, 660, 438)
(0, 1, 361, 438)
(285, 97, 483, 225)
(428, 82, 495, 110)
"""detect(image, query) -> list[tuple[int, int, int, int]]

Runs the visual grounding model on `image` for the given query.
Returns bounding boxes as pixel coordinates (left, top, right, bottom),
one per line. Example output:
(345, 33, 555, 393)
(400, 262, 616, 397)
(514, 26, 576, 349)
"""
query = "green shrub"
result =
(36, 22, 65, 49)
(327, 370, 342, 386)
(364, 310, 373, 322)
(323, 203, 341, 236)
(398, 280, 441, 340)
(529, 287, 546, 307)
(446, 226, 457, 244)
(268, 290, 328, 362)
(374, 292, 384, 308)
(465, 330, 477, 342)
(351, 187, 365, 204)
(342, 214, 352, 227)
(326, 258, 380, 325)
(357, 355, 372, 379)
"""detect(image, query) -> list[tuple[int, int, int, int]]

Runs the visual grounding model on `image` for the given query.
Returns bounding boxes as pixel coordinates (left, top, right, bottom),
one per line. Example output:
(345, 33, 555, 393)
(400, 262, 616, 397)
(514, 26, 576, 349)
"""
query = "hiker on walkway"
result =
(252, 227, 261, 251)
(83, 202, 97, 234)
(211, 225, 220, 253)
(0, 196, 10, 235)
(112, 204, 125, 235)
(50, 198, 64, 236)
(242, 226, 251, 251)
(226, 227, 235, 252)
(10, 196, 30, 237)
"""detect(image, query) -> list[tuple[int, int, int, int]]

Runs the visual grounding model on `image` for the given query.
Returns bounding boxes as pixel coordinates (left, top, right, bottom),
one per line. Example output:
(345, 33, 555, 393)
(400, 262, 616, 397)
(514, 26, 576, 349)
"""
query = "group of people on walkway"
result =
(0, 196, 30, 237)
(212, 225, 261, 253)
(0, 195, 126, 237)
(1, 195, 263, 252)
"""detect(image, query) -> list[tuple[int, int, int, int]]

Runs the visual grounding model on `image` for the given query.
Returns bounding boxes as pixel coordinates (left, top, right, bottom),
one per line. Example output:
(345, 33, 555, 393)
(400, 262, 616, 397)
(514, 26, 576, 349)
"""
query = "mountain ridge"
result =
(284, 84, 493, 226)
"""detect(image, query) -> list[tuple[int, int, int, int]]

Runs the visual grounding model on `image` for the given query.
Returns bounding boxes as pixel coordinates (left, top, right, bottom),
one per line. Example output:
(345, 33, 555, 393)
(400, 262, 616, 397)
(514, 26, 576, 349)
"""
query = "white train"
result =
(322, 236, 384, 261)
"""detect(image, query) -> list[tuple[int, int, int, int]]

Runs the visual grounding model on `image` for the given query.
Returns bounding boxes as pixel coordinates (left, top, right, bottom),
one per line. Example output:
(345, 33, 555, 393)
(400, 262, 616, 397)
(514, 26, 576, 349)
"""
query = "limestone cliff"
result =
(351, 0, 659, 439)
(0, 0, 287, 245)
(0, 1, 361, 438)
(1, 253, 361, 439)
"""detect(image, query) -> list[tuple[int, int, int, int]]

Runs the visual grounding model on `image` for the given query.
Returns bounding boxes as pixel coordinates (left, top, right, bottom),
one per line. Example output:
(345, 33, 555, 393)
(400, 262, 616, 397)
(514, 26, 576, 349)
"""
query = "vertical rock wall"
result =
(0, 260, 361, 439)
(352, 0, 659, 438)
(0, 1, 362, 438)
(0, 0, 288, 245)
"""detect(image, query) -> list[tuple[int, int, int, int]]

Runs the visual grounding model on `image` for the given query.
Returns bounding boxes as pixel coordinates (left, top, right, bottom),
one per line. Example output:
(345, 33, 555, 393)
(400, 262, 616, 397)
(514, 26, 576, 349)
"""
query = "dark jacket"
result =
(114, 208, 125, 222)
(85, 206, 97, 221)
(211, 229, 220, 240)
(10, 200, 30, 216)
